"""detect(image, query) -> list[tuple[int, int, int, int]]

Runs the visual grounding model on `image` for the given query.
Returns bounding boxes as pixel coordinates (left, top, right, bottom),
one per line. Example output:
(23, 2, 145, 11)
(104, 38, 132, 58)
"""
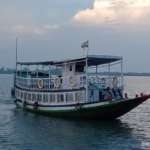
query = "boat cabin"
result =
(15, 55, 124, 105)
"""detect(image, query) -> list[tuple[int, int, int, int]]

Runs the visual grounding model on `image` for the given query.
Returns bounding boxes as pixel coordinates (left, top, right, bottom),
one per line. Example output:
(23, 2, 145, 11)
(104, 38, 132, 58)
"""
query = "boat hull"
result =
(15, 95, 150, 120)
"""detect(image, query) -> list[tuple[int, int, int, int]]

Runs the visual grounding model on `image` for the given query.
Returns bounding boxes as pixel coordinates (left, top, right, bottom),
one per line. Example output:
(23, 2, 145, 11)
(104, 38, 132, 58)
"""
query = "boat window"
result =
(75, 92, 82, 102)
(28, 93, 32, 101)
(24, 92, 27, 100)
(50, 80, 54, 89)
(49, 94, 55, 103)
(15, 90, 17, 97)
(16, 91, 19, 98)
(21, 92, 24, 99)
(75, 64, 84, 73)
(69, 65, 73, 72)
(76, 91, 85, 102)
(81, 91, 85, 101)
(15, 90, 18, 97)
(16, 90, 18, 98)
(66, 93, 74, 102)
(18, 91, 21, 98)
(37, 94, 42, 102)
(57, 94, 64, 103)
(43, 94, 48, 103)
(32, 94, 36, 102)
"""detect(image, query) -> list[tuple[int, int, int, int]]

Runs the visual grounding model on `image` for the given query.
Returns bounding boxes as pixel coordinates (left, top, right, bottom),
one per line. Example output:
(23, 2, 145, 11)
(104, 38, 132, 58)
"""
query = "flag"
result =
(81, 40, 89, 48)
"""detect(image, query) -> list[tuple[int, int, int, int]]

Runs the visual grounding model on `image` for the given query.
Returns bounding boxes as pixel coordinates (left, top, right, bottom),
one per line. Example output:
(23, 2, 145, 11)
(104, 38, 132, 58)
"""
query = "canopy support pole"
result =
(36, 65, 39, 78)
(49, 65, 51, 89)
(86, 57, 88, 102)
(108, 63, 111, 87)
(15, 38, 18, 73)
(96, 65, 98, 78)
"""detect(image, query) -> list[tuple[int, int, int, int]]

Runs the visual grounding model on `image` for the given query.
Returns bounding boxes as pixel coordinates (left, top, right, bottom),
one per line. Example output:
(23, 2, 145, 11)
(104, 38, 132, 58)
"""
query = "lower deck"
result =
(15, 86, 123, 107)
(15, 95, 150, 119)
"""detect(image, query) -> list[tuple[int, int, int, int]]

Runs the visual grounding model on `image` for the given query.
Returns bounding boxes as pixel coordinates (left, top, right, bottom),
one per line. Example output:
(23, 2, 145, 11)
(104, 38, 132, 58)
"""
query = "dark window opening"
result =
(69, 65, 73, 71)
(57, 94, 64, 102)
(75, 64, 84, 73)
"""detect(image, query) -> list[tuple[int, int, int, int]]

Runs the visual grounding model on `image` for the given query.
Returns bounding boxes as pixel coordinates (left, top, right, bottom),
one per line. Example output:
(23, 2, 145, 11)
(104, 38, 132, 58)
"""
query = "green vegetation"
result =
(0, 67, 150, 76)
(0, 67, 14, 74)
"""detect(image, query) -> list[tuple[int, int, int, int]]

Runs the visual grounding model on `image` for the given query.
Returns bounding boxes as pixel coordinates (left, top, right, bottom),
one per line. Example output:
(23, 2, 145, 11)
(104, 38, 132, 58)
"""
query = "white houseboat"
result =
(14, 55, 150, 119)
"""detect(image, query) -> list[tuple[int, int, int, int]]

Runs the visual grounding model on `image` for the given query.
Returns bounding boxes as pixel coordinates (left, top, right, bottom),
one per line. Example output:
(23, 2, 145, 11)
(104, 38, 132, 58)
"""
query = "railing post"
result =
(108, 63, 111, 87)
(49, 65, 51, 89)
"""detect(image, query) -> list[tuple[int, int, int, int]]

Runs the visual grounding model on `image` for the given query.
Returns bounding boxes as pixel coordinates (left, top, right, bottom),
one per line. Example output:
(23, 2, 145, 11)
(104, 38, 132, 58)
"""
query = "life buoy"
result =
(112, 77, 118, 88)
(69, 76, 77, 87)
(37, 79, 44, 89)
(54, 78, 61, 88)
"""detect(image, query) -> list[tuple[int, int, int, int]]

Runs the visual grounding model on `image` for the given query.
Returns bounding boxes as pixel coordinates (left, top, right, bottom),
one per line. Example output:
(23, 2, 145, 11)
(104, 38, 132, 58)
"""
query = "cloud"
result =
(73, 0, 150, 26)
(12, 24, 60, 35)
(0, 3, 60, 35)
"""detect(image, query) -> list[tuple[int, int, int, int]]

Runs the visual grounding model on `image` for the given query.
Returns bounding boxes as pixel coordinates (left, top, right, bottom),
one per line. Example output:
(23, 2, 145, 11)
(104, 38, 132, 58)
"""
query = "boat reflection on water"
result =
(12, 107, 143, 150)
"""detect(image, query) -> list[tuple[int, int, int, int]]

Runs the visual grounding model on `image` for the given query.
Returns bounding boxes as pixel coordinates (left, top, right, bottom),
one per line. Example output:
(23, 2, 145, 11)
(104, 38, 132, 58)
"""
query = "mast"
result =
(14, 38, 18, 87)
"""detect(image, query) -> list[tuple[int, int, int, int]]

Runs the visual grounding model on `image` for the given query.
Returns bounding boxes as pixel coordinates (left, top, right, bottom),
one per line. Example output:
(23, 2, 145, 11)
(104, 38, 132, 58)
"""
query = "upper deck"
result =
(16, 55, 123, 92)
(15, 54, 124, 103)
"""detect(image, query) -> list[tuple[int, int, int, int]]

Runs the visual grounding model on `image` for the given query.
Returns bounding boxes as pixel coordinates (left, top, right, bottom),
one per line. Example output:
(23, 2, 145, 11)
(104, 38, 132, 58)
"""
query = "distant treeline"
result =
(124, 72, 150, 77)
(91, 72, 150, 77)
(0, 67, 14, 74)
(0, 67, 150, 76)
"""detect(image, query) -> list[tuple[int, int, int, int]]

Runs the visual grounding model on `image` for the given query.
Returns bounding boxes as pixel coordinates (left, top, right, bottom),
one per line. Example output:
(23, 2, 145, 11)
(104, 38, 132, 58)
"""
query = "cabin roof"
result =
(17, 55, 122, 66)
(17, 61, 53, 66)
(53, 55, 122, 66)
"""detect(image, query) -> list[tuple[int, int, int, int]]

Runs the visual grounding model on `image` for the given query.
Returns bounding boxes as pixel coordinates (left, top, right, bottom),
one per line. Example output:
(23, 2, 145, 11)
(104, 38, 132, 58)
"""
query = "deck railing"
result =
(88, 75, 123, 89)
(16, 74, 86, 90)
(16, 74, 123, 91)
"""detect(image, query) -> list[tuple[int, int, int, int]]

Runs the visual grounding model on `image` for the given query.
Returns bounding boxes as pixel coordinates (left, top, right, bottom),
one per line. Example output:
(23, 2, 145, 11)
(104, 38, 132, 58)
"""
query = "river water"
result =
(0, 75, 150, 150)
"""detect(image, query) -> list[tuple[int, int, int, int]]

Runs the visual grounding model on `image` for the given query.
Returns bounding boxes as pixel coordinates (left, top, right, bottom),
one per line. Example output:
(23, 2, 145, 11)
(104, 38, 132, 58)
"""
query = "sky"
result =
(0, 0, 150, 72)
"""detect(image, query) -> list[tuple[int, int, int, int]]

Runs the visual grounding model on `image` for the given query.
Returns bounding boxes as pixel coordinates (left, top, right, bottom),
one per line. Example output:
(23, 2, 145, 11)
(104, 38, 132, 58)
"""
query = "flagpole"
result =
(86, 40, 89, 57)
(81, 40, 89, 57)
(82, 47, 85, 58)
(81, 40, 89, 102)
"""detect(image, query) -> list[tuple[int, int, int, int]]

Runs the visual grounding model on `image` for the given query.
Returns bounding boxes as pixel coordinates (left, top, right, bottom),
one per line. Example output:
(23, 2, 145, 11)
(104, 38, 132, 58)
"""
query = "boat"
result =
(13, 54, 150, 119)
